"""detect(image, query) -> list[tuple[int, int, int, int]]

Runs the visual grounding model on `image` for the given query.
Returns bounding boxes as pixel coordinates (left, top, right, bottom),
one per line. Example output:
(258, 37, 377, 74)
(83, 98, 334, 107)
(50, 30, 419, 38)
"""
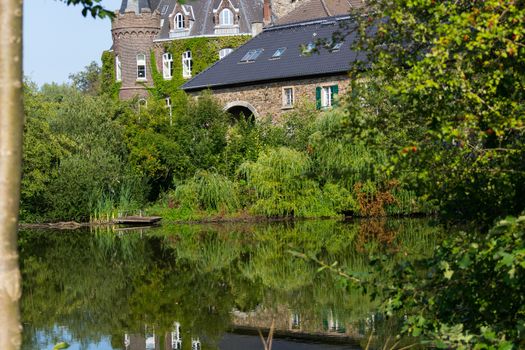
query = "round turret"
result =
(111, 4, 161, 100)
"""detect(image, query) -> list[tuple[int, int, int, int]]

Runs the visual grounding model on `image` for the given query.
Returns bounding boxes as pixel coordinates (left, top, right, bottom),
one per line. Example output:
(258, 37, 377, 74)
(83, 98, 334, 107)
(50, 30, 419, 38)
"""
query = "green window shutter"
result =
(316, 86, 321, 109)
(331, 85, 339, 106)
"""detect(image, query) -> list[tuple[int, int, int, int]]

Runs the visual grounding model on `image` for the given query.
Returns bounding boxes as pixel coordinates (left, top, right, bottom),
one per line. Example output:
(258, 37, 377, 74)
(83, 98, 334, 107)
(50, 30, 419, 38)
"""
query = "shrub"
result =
(239, 147, 335, 217)
(173, 171, 239, 212)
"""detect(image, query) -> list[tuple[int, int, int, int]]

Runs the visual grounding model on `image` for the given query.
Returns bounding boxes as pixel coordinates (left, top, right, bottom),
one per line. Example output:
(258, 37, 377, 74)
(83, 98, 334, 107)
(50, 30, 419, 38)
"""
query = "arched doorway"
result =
(224, 101, 258, 122)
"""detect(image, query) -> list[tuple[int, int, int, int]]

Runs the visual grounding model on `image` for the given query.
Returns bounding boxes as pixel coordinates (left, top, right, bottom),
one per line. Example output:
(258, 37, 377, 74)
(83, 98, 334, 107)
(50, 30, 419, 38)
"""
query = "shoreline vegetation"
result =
(21, 82, 436, 226)
(19, 210, 435, 229)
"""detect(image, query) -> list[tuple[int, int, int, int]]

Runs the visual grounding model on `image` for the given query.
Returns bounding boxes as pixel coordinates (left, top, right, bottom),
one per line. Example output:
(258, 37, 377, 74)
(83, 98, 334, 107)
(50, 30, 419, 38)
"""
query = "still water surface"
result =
(19, 219, 440, 350)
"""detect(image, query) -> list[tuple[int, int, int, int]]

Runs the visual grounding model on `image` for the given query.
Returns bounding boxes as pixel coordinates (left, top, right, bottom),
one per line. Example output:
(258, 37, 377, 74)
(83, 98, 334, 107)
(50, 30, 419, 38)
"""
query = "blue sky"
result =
(24, 0, 122, 86)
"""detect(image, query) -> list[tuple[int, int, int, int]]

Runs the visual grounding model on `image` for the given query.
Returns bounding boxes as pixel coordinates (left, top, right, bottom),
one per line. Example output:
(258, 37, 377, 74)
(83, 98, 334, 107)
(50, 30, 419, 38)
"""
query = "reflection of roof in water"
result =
(220, 332, 361, 349)
(124, 331, 360, 350)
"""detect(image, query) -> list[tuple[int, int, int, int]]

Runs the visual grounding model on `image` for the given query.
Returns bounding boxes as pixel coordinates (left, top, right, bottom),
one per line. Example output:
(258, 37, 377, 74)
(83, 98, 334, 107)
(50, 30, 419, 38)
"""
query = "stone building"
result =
(111, 0, 317, 100)
(181, 12, 366, 120)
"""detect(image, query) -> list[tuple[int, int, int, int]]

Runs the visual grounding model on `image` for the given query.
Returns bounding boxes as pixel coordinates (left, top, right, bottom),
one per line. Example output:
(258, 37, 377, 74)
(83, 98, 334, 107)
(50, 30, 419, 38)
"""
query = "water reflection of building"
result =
(232, 306, 357, 339)
(122, 309, 368, 349)
(124, 322, 200, 350)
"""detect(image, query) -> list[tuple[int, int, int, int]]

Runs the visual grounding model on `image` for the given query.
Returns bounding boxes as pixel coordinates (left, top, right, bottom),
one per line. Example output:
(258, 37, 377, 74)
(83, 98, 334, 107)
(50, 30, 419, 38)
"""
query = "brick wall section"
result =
(190, 74, 349, 121)
(112, 10, 161, 100)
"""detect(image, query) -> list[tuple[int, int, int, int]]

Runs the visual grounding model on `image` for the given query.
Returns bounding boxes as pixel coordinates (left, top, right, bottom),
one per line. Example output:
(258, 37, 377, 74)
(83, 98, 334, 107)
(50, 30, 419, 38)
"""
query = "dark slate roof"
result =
(276, 0, 365, 25)
(154, 0, 263, 40)
(182, 16, 366, 91)
(120, 0, 156, 14)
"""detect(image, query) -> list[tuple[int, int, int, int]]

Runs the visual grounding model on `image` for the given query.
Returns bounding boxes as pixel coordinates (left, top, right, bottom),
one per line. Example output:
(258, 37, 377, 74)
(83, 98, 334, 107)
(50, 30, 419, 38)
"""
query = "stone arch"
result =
(224, 101, 258, 121)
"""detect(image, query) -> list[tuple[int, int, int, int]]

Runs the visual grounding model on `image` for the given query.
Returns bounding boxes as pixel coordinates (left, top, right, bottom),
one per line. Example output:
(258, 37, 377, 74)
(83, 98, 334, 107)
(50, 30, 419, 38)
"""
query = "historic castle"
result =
(111, 0, 364, 118)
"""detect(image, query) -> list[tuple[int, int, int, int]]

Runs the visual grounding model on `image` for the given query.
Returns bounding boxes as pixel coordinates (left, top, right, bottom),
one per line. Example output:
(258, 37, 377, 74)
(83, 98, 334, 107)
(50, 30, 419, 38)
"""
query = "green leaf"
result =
(53, 342, 70, 350)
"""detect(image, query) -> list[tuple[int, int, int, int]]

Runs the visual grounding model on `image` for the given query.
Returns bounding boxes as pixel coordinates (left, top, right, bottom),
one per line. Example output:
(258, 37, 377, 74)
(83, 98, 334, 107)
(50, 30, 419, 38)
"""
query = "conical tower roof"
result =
(120, 0, 154, 14)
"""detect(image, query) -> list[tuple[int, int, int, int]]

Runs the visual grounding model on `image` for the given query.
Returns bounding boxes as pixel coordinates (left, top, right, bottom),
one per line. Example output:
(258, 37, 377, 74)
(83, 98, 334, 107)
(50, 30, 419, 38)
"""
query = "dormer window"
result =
(219, 8, 234, 26)
(175, 12, 184, 29)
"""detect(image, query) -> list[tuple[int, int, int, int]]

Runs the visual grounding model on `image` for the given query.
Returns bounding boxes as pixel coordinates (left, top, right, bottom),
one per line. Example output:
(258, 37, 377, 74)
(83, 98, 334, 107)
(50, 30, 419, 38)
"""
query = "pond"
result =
(19, 219, 441, 350)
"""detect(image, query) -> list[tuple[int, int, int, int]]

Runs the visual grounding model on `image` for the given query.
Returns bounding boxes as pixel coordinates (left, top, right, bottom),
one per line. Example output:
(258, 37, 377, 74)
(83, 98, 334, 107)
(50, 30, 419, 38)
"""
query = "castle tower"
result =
(112, 0, 161, 100)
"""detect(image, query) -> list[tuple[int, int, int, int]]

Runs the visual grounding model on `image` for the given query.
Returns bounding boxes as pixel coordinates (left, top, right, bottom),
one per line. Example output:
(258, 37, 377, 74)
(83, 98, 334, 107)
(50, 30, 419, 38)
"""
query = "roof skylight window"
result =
(272, 47, 286, 58)
(301, 42, 316, 55)
(331, 42, 343, 52)
(240, 48, 263, 62)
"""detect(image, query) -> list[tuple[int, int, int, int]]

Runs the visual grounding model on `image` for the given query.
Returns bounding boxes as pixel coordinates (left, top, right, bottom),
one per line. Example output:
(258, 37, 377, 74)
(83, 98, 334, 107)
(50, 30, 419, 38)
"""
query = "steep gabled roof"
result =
(181, 16, 367, 91)
(155, 0, 263, 40)
(276, 0, 365, 25)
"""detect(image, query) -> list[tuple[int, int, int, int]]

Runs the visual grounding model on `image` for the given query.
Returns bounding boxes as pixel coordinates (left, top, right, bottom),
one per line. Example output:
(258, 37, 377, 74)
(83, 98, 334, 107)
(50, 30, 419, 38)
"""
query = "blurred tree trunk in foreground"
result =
(0, 0, 23, 349)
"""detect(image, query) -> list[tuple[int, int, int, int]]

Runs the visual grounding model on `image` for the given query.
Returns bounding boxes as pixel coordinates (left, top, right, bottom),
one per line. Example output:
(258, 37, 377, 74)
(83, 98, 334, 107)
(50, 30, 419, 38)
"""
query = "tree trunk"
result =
(0, 0, 23, 349)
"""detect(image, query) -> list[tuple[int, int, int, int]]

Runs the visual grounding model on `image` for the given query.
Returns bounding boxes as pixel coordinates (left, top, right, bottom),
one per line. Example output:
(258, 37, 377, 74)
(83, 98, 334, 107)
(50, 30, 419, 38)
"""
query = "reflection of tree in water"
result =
(19, 228, 151, 349)
(19, 219, 440, 349)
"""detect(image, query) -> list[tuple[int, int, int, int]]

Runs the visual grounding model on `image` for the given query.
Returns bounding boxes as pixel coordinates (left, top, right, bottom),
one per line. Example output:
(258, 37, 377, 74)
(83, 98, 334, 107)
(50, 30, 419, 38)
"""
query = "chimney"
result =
(263, 0, 271, 26)
(251, 22, 263, 36)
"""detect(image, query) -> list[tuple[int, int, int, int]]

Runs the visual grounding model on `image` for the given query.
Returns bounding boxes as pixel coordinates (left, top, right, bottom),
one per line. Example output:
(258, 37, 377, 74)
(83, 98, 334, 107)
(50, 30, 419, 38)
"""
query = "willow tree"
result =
(0, 1, 111, 349)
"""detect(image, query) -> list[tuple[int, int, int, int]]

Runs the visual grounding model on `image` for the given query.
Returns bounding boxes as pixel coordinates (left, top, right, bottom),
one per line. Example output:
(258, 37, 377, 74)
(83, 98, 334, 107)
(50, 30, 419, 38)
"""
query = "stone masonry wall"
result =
(192, 74, 349, 121)
(112, 10, 161, 100)
(271, 0, 309, 19)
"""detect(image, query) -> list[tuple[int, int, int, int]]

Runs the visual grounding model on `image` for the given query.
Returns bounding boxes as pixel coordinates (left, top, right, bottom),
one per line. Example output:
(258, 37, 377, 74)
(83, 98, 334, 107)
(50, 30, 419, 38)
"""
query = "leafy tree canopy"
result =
(341, 0, 525, 222)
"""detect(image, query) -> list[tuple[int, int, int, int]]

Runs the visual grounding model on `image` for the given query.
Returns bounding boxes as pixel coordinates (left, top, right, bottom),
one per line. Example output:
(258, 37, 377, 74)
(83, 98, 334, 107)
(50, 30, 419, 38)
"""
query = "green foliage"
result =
(150, 36, 250, 102)
(322, 183, 358, 215)
(275, 100, 319, 151)
(117, 97, 183, 198)
(60, 0, 114, 18)
(21, 84, 71, 220)
(222, 118, 265, 176)
(173, 170, 239, 212)
(239, 147, 335, 217)
(21, 83, 146, 222)
(348, 0, 525, 222)
(172, 92, 230, 179)
(68, 61, 101, 95)
(52, 342, 69, 350)
(375, 216, 525, 349)
(100, 51, 121, 98)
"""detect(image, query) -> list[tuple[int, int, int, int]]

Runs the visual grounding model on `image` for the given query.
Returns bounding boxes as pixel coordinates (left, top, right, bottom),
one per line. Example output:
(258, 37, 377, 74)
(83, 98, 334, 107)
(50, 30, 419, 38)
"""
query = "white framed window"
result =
(317, 85, 338, 109)
(219, 48, 233, 59)
(163, 53, 173, 79)
(282, 87, 294, 108)
(182, 50, 192, 78)
(219, 8, 234, 26)
(321, 86, 332, 107)
(115, 55, 122, 82)
(175, 12, 184, 29)
(137, 53, 146, 80)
